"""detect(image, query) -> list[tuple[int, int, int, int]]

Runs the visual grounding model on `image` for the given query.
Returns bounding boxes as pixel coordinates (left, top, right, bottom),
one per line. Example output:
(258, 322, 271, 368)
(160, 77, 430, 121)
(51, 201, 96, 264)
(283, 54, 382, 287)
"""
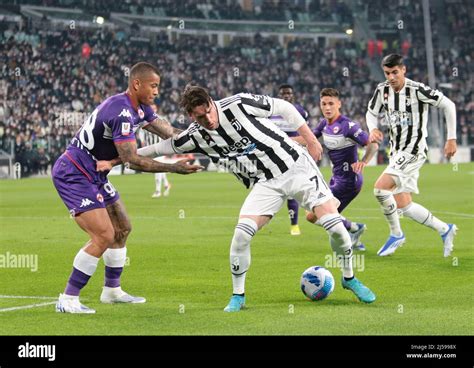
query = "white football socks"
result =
(374, 188, 403, 236)
(103, 247, 127, 268)
(319, 214, 354, 279)
(73, 249, 99, 276)
(400, 202, 449, 235)
(229, 218, 258, 295)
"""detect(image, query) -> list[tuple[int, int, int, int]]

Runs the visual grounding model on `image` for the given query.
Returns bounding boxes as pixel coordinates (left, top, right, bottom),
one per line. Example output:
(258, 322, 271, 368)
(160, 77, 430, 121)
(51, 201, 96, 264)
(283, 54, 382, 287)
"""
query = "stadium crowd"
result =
(0, 0, 471, 176)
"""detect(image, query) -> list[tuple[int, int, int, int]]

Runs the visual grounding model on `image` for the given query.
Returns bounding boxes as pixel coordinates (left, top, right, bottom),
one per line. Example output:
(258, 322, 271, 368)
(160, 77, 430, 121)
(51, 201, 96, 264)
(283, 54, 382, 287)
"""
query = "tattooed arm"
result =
(143, 116, 183, 139)
(113, 140, 202, 174)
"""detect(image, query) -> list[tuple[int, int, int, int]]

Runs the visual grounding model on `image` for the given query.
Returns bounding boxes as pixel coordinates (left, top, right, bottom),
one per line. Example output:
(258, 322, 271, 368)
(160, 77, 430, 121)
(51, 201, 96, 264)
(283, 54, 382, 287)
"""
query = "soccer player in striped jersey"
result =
(301, 88, 379, 251)
(269, 84, 309, 236)
(137, 84, 376, 310)
(366, 54, 458, 257)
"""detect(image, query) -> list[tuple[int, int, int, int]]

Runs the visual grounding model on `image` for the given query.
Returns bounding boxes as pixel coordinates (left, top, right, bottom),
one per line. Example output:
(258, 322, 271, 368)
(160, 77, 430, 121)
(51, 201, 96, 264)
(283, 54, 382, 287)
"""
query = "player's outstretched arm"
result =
(143, 116, 183, 139)
(115, 140, 202, 174)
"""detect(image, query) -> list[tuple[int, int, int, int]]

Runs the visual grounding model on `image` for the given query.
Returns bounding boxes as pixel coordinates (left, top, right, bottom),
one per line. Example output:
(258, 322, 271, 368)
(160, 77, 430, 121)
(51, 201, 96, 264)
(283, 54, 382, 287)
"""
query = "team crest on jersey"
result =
(333, 127, 340, 134)
(122, 122, 131, 136)
(118, 109, 132, 118)
(96, 193, 104, 203)
(231, 118, 242, 131)
(138, 109, 145, 119)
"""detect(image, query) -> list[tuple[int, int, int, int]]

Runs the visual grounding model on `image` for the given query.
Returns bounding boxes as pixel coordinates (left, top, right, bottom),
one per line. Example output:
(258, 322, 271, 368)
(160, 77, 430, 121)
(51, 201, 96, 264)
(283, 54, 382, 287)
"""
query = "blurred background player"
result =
(298, 88, 379, 251)
(52, 62, 201, 314)
(367, 54, 458, 257)
(270, 84, 309, 235)
(146, 103, 172, 198)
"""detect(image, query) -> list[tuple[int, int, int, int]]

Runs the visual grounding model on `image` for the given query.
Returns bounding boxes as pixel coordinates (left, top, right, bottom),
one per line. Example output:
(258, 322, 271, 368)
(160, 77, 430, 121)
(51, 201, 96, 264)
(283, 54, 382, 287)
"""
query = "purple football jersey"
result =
(66, 92, 157, 178)
(270, 103, 309, 137)
(313, 115, 368, 179)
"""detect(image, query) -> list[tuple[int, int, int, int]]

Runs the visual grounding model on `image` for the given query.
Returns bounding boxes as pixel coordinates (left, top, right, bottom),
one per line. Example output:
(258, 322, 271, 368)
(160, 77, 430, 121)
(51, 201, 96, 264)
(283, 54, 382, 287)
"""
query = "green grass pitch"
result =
(0, 163, 473, 335)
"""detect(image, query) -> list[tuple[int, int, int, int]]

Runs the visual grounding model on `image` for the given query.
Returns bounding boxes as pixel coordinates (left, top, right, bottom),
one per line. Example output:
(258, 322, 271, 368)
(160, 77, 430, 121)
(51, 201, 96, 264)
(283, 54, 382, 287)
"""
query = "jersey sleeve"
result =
(140, 105, 159, 128)
(367, 87, 384, 115)
(238, 93, 274, 118)
(345, 121, 369, 146)
(171, 129, 198, 154)
(416, 83, 444, 107)
(295, 104, 309, 121)
(312, 120, 326, 138)
(110, 117, 136, 144)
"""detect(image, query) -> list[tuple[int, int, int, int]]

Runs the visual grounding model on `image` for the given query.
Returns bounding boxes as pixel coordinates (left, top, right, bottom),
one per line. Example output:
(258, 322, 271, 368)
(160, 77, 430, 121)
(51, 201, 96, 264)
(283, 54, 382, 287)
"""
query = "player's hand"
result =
(369, 129, 384, 144)
(444, 139, 457, 159)
(172, 159, 204, 174)
(307, 140, 323, 162)
(351, 161, 367, 174)
(96, 160, 113, 172)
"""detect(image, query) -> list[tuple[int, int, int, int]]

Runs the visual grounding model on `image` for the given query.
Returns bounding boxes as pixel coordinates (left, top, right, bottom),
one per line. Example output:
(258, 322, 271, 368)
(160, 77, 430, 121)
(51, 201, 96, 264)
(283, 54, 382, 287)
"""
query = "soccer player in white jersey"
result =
(366, 54, 458, 257)
(137, 84, 376, 310)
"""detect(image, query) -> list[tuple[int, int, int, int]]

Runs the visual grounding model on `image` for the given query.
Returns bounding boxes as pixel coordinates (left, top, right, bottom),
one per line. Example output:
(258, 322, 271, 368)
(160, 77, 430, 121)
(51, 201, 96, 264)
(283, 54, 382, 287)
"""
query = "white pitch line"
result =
(0, 301, 57, 312)
(0, 295, 58, 300)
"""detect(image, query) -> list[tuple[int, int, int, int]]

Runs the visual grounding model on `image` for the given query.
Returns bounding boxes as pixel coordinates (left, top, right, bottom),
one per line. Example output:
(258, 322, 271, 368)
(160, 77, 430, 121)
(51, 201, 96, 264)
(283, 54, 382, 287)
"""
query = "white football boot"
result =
(100, 286, 146, 304)
(56, 293, 95, 314)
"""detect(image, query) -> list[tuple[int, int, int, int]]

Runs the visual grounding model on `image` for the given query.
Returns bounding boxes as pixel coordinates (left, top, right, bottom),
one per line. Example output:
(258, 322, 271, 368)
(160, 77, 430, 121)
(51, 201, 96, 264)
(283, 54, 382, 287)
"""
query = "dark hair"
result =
(180, 84, 212, 113)
(129, 62, 160, 81)
(381, 54, 404, 68)
(320, 88, 340, 98)
(278, 84, 293, 91)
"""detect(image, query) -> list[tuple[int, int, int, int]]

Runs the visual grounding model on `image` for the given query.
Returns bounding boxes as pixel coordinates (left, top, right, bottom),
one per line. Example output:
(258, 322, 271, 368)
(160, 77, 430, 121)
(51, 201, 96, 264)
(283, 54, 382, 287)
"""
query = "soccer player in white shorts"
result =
(136, 85, 377, 311)
(366, 54, 458, 257)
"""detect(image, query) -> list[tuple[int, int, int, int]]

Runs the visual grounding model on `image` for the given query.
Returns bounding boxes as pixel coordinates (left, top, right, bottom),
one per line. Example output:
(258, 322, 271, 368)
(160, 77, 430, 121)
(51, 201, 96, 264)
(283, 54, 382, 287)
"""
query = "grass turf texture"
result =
(0, 163, 473, 335)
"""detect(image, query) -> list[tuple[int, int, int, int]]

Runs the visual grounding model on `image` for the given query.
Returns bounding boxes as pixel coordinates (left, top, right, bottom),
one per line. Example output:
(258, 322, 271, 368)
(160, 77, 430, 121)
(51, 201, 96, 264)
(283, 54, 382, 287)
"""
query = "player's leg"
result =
(330, 178, 367, 250)
(287, 198, 300, 235)
(152, 173, 163, 198)
(395, 192, 457, 257)
(163, 174, 171, 196)
(224, 182, 284, 312)
(373, 172, 406, 256)
(52, 155, 114, 313)
(57, 208, 115, 313)
(291, 153, 375, 303)
(101, 187, 145, 303)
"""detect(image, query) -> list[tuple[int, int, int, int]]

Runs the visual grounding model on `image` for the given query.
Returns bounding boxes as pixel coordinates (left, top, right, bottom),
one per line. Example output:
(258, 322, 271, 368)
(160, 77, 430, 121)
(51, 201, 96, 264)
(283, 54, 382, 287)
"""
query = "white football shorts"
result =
(239, 151, 338, 216)
(383, 150, 426, 194)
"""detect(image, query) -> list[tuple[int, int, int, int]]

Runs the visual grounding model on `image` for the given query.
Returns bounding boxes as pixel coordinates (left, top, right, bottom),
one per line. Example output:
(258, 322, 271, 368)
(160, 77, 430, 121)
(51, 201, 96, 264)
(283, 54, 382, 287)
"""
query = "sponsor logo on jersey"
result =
(122, 122, 131, 136)
(348, 122, 355, 129)
(80, 198, 95, 208)
(221, 136, 252, 155)
(118, 109, 132, 118)
(354, 128, 363, 137)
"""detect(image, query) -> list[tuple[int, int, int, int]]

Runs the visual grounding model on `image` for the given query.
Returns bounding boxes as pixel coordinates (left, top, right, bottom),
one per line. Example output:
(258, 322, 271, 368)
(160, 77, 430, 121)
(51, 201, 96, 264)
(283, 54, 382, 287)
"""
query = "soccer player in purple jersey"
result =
(52, 62, 202, 313)
(301, 88, 379, 250)
(270, 84, 309, 236)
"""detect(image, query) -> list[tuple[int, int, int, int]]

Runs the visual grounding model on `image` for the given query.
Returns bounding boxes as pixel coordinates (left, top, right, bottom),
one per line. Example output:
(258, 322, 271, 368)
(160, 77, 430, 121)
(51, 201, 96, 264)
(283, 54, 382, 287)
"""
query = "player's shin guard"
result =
(374, 188, 402, 236)
(102, 247, 127, 288)
(64, 249, 99, 296)
(229, 218, 258, 295)
(399, 203, 449, 234)
(319, 214, 354, 279)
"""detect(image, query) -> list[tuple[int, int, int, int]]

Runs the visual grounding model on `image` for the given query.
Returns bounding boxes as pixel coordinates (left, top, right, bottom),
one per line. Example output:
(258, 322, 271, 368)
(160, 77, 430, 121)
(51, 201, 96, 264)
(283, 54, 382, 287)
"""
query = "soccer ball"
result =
(300, 266, 335, 301)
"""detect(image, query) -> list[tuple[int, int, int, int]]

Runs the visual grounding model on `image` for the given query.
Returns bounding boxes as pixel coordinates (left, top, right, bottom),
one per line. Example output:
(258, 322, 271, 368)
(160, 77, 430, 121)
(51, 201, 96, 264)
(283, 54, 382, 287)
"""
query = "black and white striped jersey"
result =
(367, 78, 445, 156)
(169, 93, 303, 188)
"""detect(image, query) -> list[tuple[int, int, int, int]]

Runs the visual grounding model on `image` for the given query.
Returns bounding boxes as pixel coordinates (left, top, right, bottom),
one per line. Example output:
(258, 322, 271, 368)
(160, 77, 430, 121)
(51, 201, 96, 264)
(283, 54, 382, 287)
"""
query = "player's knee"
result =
(231, 219, 258, 251)
(306, 212, 317, 223)
(114, 223, 132, 243)
(94, 227, 115, 248)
